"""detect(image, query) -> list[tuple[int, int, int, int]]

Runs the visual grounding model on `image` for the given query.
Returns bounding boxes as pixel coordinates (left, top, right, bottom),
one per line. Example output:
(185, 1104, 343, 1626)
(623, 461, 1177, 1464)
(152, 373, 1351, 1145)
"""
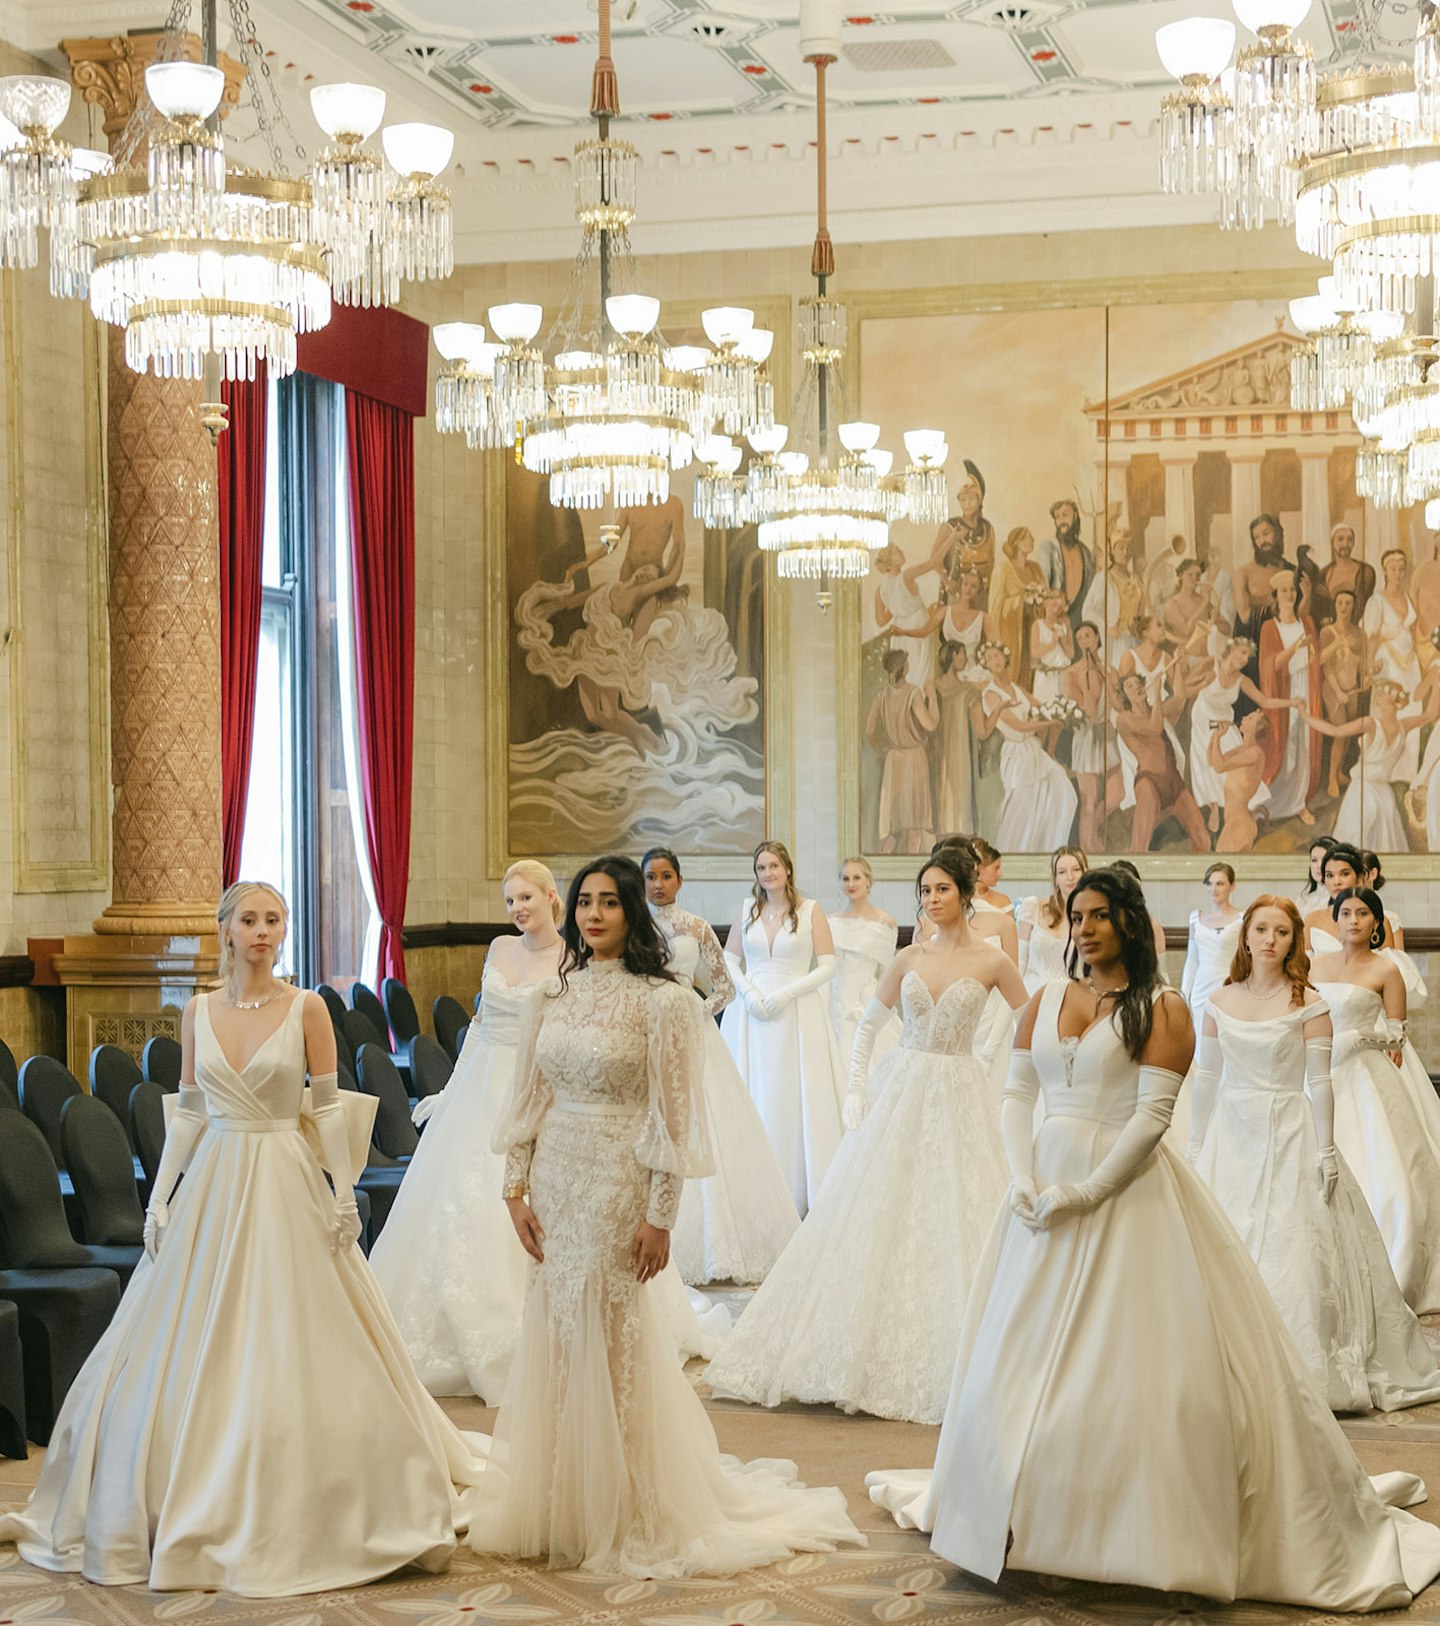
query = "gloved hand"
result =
(744, 986, 778, 1020)
(1007, 1176, 1038, 1225)
(143, 1197, 168, 1259)
(1030, 1182, 1093, 1229)
(1317, 1147, 1339, 1203)
(332, 1197, 363, 1253)
(843, 1088, 867, 1132)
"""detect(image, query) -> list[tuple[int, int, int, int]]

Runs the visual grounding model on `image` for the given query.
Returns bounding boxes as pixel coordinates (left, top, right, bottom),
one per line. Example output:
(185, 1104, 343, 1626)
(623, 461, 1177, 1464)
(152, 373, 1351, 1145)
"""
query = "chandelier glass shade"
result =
(0, 75, 76, 274)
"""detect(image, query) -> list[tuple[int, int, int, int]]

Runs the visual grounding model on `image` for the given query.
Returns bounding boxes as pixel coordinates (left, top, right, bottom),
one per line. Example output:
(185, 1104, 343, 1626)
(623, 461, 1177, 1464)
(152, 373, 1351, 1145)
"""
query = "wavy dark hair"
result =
(1065, 867, 1162, 1061)
(1322, 843, 1365, 889)
(916, 843, 978, 917)
(557, 855, 677, 991)
(1360, 849, 1385, 892)
(1329, 886, 1387, 950)
(1299, 835, 1337, 905)
(641, 846, 682, 878)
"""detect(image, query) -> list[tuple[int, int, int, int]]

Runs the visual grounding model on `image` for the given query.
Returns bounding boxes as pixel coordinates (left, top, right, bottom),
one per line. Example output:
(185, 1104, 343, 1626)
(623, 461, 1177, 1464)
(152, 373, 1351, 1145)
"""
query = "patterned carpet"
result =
(7, 1383, 1440, 1626)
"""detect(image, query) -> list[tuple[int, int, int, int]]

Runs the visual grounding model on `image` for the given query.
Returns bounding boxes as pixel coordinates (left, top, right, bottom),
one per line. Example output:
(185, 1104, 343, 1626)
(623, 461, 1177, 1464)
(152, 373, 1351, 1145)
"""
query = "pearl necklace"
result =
(1245, 977, 1288, 1002)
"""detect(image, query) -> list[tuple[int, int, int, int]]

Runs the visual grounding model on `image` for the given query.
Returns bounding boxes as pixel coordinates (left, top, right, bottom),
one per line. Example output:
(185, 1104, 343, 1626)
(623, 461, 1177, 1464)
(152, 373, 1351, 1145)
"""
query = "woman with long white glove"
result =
(866, 866, 1440, 1613)
(721, 841, 846, 1214)
(0, 882, 486, 1596)
(705, 845, 1027, 1424)
(1188, 896, 1440, 1413)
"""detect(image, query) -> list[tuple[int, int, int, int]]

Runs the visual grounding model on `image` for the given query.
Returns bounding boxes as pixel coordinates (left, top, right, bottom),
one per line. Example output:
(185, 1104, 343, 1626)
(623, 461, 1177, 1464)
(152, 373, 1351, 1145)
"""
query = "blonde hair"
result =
(216, 881, 289, 981)
(839, 855, 873, 885)
(503, 860, 563, 924)
(748, 840, 800, 933)
(1042, 845, 1089, 930)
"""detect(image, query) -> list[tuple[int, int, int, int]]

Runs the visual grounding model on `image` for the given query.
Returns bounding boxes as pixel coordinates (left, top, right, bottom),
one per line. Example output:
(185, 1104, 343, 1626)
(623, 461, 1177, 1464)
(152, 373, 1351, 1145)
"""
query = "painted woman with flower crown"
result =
(972, 639, 1077, 851)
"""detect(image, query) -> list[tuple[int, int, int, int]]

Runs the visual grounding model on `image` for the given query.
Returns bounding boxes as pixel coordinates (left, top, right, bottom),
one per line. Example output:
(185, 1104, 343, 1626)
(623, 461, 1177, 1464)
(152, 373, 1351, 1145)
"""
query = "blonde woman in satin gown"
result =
(867, 869, 1440, 1612)
(0, 883, 484, 1596)
(467, 857, 860, 1576)
(828, 856, 900, 1097)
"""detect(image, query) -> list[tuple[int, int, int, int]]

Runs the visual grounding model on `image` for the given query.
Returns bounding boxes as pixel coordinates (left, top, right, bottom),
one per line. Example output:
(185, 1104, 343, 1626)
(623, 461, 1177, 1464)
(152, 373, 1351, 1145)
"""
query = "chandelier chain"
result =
(225, 0, 308, 170)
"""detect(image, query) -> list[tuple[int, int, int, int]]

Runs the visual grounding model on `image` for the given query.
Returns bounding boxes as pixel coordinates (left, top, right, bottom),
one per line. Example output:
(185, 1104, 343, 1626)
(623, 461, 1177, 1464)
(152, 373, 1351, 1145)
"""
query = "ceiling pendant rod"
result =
(593, 0, 619, 330)
(809, 48, 836, 465)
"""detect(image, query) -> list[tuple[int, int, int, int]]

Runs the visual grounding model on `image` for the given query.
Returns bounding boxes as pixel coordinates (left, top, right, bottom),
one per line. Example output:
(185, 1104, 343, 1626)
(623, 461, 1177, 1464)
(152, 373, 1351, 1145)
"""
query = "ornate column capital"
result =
(60, 31, 245, 147)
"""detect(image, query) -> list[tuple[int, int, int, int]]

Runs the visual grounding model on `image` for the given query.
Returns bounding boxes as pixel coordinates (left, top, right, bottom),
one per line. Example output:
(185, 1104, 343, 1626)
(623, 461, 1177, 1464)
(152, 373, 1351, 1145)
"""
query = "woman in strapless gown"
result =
(1188, 898, 1440, 1413)
(866, 869, 1440, 1612)
(650, 892, 799, 1287)
(0, 883, 485, 1595)
(1314, 888, 1440, 1315)
(722, 842, 845, 1215)
(705, 848, 1028, 1424)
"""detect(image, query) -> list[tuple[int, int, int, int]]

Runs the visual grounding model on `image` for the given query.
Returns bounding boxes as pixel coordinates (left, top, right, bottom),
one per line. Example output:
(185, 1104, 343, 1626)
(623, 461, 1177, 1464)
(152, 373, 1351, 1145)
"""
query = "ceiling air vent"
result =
(687, 19, 735, 45)
(842, 38, 956, 72)
(402, 42, 446, 67)
(990, 4, 1034, 27)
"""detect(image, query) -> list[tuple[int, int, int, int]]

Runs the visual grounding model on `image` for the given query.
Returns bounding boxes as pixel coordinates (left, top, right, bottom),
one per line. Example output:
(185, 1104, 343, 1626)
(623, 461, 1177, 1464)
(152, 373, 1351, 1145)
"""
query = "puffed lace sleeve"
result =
(696, 918, 735, 1018)
(636, 980, 714, 1228)
(490, 983, 555, 1192)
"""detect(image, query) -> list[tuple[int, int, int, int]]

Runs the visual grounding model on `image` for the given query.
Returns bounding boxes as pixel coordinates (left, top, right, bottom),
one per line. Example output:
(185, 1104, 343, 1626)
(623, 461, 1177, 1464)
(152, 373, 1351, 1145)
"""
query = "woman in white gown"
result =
(1313, 887, 1440, 1315)
(974, 640, 1078, 852)
(827, 855, 899, 1088)
(0, 883, 486, 1596)
(643, 847, 799, 1286)
(1016, 845, 1085, 996)
(1364, 549, 1424, 779)
(1188, 895, 1440, 1413)
(1180, 861, 1241, 1031)
(1303, 680, 1437, 849)
(722, 842, 845, 1215)
(468, 857, 861, 1576)
(705, 846, 1029, 1425)
(865, 868, 1440, 1612)
(1305, 843, 1397, 955)
(372, 862, 564, 1400)
(1297, 835, 1336, 915)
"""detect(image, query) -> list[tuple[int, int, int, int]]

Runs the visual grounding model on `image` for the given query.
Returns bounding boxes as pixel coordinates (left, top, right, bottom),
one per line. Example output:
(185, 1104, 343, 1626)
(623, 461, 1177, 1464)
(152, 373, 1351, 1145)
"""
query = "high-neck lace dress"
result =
(706, 971, 1009, 1424)
(466, 958, 861, 1576)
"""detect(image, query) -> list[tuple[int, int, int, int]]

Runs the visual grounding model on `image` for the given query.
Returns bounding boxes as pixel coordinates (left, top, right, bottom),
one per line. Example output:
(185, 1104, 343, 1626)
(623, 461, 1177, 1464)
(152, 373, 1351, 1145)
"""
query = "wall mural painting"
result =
(505, 454, 767, 858)
(858, 297, 1440, 858)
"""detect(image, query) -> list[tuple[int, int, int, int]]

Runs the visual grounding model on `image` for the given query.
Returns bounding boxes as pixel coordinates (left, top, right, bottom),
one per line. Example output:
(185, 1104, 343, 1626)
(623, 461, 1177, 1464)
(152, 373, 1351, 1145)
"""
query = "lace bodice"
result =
(651, 903, 734, 1018)
(741, 898, 823, 989)
(495, 959, 713, 1229)
(475, 965, 551, 1049)
(898, 973, 988, 1057)
(1210, 1001, 1326, 1093)
(196, 993, 307, 1121)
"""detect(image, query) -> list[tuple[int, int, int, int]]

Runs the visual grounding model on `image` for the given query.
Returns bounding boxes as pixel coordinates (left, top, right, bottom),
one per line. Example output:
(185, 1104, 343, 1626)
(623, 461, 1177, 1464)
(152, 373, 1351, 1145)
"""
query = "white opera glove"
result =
(1001, 1050, 1041, 1228)
(1017, 937, 1032, 980)
(143, 1085, 207, 1258)
(845, 997, 891, 1130)
(1306, 1036, 1339, 1203)
(767, 955, 837, 1016)
(1032, 1064, 1183, 1230)
(1187, 1030, 1220, 1165)
(311, 1077, 361, 1253)
(726, 951, 777, 1021)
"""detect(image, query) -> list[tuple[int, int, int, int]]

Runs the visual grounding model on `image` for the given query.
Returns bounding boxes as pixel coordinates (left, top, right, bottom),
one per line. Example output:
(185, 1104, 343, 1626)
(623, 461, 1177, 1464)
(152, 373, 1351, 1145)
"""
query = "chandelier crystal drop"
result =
(0, 75, 75, 272)
(308, 83, 388, 307)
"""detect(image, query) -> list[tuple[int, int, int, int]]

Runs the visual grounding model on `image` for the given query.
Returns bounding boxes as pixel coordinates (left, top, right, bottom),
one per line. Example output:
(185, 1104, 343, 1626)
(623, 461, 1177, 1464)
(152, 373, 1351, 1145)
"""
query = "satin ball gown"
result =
(867, 979, 1440, 1612)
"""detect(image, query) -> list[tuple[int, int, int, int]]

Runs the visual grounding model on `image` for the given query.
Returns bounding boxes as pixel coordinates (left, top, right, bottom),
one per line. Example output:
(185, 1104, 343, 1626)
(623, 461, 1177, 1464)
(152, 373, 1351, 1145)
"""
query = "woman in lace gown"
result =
(644, 848, 799, 1286)
(866, 868, 1440, 1612)
(705, 845, 1028, 1424)
(722, 842, 845, 1215)
(1313, 888, 1440, 1315)
(372, 862, 564, 1400)
(975, 641, 1078, 851)
(1180, 861, 1242, 1032)
(1188, 896, 1440, 1413)
(1016, 846, 1085, 996)
(0, 883, 485, 1595)
(467, 857, 861, 1576)
(828, 856, 900, 1090)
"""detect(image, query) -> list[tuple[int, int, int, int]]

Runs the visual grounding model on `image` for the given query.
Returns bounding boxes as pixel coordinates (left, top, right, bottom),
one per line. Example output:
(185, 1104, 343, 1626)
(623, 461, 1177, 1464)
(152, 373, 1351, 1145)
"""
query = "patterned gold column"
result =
(62, 33, 243, 935)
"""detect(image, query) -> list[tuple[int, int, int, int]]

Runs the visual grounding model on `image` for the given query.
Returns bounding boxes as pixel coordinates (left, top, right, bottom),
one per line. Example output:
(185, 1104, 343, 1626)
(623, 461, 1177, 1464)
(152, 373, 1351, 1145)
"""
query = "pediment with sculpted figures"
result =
(1085, 329, 1308, 419)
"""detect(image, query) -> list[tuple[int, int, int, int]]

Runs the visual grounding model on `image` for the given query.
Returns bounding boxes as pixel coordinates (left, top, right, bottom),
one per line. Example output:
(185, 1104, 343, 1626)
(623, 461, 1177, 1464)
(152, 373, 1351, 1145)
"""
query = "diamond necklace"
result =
(230, 986, 280, 1011)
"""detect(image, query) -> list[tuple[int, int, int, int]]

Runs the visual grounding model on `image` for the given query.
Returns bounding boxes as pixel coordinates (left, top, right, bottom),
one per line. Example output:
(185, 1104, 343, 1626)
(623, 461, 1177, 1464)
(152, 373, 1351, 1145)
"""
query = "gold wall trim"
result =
(2, 269, 111, 894)
(482, 293, 794, 881)
(837, 267, 1347, 879)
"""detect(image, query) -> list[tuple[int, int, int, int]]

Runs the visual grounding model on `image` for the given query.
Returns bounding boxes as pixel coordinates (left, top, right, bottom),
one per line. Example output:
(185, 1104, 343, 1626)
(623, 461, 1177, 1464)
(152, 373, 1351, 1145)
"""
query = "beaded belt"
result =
(551, 1101, 641, 1118)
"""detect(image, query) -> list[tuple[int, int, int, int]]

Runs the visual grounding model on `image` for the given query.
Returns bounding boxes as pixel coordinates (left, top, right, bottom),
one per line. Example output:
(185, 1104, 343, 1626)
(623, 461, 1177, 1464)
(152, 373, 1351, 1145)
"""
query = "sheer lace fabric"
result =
(865, 978, 1440, 1612)
(1195, 1003, 1440, 1412)
(0, 993, 485, 1596)
(705, 974, 1007, 1424)
(470, 959, 861, 1575)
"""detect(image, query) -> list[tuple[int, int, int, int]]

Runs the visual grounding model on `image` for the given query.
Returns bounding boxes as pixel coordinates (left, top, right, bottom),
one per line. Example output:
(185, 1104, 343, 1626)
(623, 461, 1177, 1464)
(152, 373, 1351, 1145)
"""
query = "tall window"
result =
(239, 374, 373, 986)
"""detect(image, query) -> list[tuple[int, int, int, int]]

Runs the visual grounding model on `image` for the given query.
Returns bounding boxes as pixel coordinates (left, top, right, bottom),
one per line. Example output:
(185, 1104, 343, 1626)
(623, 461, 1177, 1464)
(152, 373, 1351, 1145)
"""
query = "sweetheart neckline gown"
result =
(1196, 1001, 1440, 1413)
(866, 979, 1440, 1610)
(705, 973, 1008, 1425)
(0, 994, 485, 1595)
(721, 899, 846, 1215)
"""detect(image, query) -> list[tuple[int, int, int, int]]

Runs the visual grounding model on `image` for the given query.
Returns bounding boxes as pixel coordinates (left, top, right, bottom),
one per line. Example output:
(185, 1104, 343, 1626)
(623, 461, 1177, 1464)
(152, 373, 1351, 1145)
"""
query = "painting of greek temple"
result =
(855, 297, 1440, 858)
(504, 457, 768, 859)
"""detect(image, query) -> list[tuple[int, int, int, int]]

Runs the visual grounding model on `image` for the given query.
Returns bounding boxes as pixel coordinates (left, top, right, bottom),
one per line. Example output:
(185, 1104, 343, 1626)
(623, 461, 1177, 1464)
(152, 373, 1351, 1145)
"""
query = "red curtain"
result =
(217, 367, 269, 888)
(345, 390, 415, 986)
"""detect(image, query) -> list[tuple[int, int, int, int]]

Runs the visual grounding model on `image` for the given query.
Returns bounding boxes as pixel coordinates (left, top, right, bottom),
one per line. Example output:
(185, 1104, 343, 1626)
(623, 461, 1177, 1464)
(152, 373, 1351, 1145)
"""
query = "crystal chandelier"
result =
(433, 0, 771, 510)
(0, 0, 456, 390)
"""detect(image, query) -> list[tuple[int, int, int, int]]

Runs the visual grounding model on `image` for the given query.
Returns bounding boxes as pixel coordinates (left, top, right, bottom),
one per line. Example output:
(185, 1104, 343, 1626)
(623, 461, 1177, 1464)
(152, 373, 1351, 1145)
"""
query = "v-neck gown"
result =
(0, 994, 485, 1596)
